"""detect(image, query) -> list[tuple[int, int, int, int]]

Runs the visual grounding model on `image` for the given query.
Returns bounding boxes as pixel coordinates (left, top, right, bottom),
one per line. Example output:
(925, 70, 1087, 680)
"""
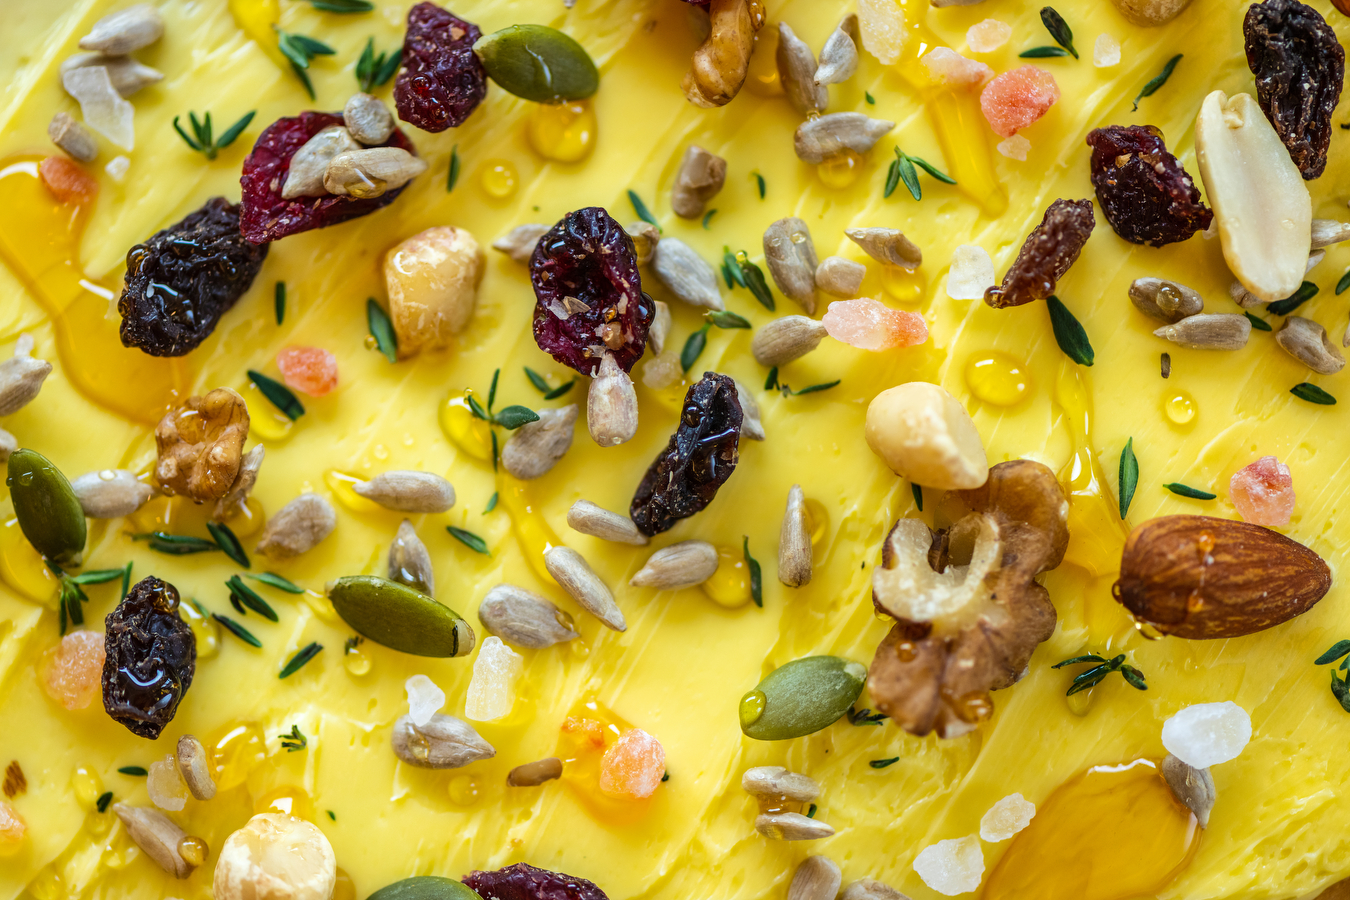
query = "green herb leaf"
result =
(883, 158, 901, 199)
(524, 367, 551, 393)
(290, 34, 336, 56)
(216, 110, 256, 150)
(488, 368, 500, 411)
(117, 766, 147, 776)
(1132, 53, 1182, 111)
(1337, 270, 1350, 295)
(446, 144, 460, 192)
(308, 0, 374, 11)
(70, 568, 126, 585)
(1019, 45, 1071, 58)
(493, 405, 541, 430)
(484, 492, 498, 514)
(1122, 666, 1147, 690)
(375, 48, 402, 87)
(911, 482, 923, 511)
(628, 189, 661, 232)
(133, 531, 220, 555)
(1163, 482, 1216, 500)
(681, 325, 709, 372)
(764, 366, 779, 391)
(754, 172, 766, 199)
(206, 521, 250, 569)
(847, 706, 888, 726)
(277, 33, 311, 69)
(289, 60, 316, 99)
(908, 155, 957, 185)
(806, 803, 817, 817)
(1039, 7, 1077, 57)
(723, 248, 748, 289)
(280, 724, 308, 751)
(743, 536, 762, 608)
(279, 642, 324, 678)
(1118, 437, 1138, 519)
(1316, 640, 1350, 664)
(705, 310, 751, 329)
(247, 369, 305, 420)
(740, 258, 776, 311)
(447, 525, 490, 555)
(869, 757, 900, 769)
(96, 791, 113, 812)
(172, 116, 203, 152)
(275, 281, 286, 325)
(327, 810, 336, 821)
(1292, 382, 1337, 405)
(1046, 295, 1094, 366)
(702, 209, 717, 229)
(246, 572, 305, 594)
(896, 151, 921, 201)
(1072, 662, 1111, 684)
(865, 90, 875, 104)
(366, 298, 398, 363)
(543, 380, 576, 400)
(1267, 281, 1318, 316)
(465, 393, 489, 420)
(1332, 670, 1350, 713)
(121, 561, 132, 598)
(1244, 311, 1272, 332)
(174, 110, 254, 159)
(1052, 653, 1107, 668)
(228, 575, 278, 622)
(790, 380, 841, 396)
(213, 613, 262, 647)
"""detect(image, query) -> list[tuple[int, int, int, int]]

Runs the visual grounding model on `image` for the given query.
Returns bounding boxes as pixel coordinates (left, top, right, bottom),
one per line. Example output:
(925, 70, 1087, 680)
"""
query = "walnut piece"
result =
(868, 460, 1069, 739)
(154, 388, 250, 503)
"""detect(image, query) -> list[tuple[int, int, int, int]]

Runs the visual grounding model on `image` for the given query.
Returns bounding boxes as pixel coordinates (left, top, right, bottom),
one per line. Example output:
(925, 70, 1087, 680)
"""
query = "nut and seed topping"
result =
(566, 500, 649, 546)
(175, 735, 216, 801)
(502, 405, 578, 480)
(60, 53, 164, 98)
(1129, 277, 1204, 323)
(0, 338, 52, 416)
(71, 468, 153, 519)
(507, 757, 564, 786)
(1275, 316, 1345, 373)
(79, 3, 163, 55)
(114, 803, 192, 877)
(0, 429, 15, 464)
(815, 256, 865, 298)
(627, 221, 661, 265)
(256, 494, 336, 559)
(281, 126, 361, 200)
(841, 880, 909, 900)
(8, 449, 86, 565)
(343, 93, 395, 146)
(324, 147, 429, 199)
(384, 226, 484, 357)
(751, 315, 828, 367)
(653, 237, 724, 310)
(814, 14, 860, 86)
(492, 224, 550, 263)
(213, 444, 263, 522)
(353, 471, 456, 513)
(391, 713, 495, 768)
(1110, 0, 1193, 25)
(154, 388, 249, 503)
(777, 23, 827, 115)
(845, 227, 922, 269)
(741, 766, 820, 802)
(1152, 313, 1251, 350)
(764, 218, 819, 314)
(788, 856, 843, 900)
(984, 199, 1094, 308)
(587, 353, 639, 448)
(682, 0, 759, 108)
(544, 546, 627, 631)
(48, 112, 98, 162)
(794, 113, 895, 164)
(330, 575, 474, 657)
(734, 380, 765, 441)
(865, 382, 988, 490)
(1311, 219, 1350, 249)
(672, 145, 727, 219)
(649, 300, 672, 355)
(779, 485, 812, 587)
(389, 519, 435, 596)
(755, 811, 836, 841)
(630, 540, 720, 589)
(1161, 753, 1216, 828)
(214, 813, 336, 900)
(478, 584, 579, 649)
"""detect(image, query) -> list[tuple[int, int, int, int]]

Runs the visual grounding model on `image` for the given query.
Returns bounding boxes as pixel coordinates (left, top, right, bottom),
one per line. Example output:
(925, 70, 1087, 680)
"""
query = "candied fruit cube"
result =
(980, 66, 1060, 138)
(822, 298, 928, 351)
(464, 636, 523, 722)
(276, 346, 338, 397)
(147, 754, 188, 811)
(979, 792, 1036, 841)
(38, 156, 98, 205)
(923, 48, 994, 89)
(967, 19, 1012, 53)
(0, 800, 25, 850)
(405, 674, 445, 726)
(598, 727, 665, 800)
(1161, 701, 1252, 768)
(562, 716, 606, 749)
(1230, 455, 1295, 527)
(1093, 34, 1121, 67)
(40, 630, 105, 710)
(997, 135, 1031, 161)
(914, 836, 984, 895)
(859, 0, 906, 65)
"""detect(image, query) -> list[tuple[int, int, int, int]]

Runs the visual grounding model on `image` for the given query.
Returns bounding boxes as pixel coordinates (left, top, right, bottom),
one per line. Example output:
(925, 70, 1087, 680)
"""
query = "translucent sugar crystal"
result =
(947, 245, 996, 300)
(822, 298, 928, 350)
(967, 19, 1012, 53)
(1230, 456, 1295, 527)
(106, 156, 130, 182)
(1093, 34, 1122, 68)
(997, 135, 1032, 161)
(859, 0, 906, 65)
(980, 66, 1060, 138)
(1162, 701, 1252, 768)
(979, 793, 1036, 841)
(913, 836, 984, 896)
(405, 674, 445, 727)
(464, 636, 523, 722)
(62, 66, 134, 150)
(147, 754, 188, 811)
(923, 48, 993, 89)
(598, 727, 666, 800)
(40, 630, 106, 710)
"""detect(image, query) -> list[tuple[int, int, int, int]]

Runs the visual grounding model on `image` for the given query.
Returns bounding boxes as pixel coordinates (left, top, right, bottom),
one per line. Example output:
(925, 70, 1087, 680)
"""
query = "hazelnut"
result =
(383, 226, 484, 358)
(864, 383, 987, 490)
(213, 814, 335, 900)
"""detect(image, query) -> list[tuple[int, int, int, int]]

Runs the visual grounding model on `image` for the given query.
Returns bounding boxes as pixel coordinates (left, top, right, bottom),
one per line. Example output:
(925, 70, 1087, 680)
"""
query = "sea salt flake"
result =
(405, 674, 445, 726)
(106, 155, 130, 181)
(967, 19, 1012, 53)
(859, 0, 906, 65)
(947, 245, 996, 300)
(1230, 455, 1295, 527)
(1093, 34, 1122, 68)
(1161, 701, 1252, 768)
(147, 755, 188, 811)
(62, 66, 134, 150)
(464, 636, 523, 721)
(822, 298, 928, 350)
(913, 836, 984, 896)
(923, 48, 994, 88)
(979, 793, 1036, 841)
(997, 135, 1032, 161)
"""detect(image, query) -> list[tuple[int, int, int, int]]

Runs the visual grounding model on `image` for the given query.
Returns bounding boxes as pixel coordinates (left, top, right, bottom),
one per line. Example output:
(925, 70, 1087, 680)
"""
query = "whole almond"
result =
(1113, 515, 1330, 639)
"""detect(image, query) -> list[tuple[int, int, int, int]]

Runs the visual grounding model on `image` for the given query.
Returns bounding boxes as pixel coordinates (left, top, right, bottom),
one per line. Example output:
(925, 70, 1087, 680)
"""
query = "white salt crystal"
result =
(914, 836, 984, 895)
(922, 48, 993, 89)
(147, 754, 188, 811)
(979, 793, 1036, 841)
(405, 674, 444, 727)
(62, 66, 134, 151)
(1093, 34, 1122, 68)
(106, 155, 130, 182)
(966, 19, 1012, 54)
(464, 636, 523, 722)
(946, 245, 996, 300)
(859, 0, 906, 65)
(996, 135, 1031, 161)
(1162, 701, 1252, 768)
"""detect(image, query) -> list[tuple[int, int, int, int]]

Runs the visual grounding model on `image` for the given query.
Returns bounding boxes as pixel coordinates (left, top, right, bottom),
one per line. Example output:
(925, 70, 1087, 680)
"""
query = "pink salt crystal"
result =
(980, 66, 1061, 138)
(598, 728, 665, 800)
(922, 48, 994, 89)
(822, 299, 928, 351)
(1230, 456, 1295, 527)
(277, 346, 338, 397)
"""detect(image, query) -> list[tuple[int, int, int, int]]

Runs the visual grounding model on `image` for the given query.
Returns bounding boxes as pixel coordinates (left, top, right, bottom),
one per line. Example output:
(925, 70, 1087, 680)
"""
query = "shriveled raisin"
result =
(1086, 125, 1212, 247)
(239, 111, 418, 244)
(102, 576, 196, 740)
(630, 372, 742, 536)
(463, 863, 609, 900)
(531, 207, 654, 377)
(1244, 0, 1344, 179)
(394, 3, 488, 133)
(118, 198, 267, 356)
(984, 199, 1095, 309)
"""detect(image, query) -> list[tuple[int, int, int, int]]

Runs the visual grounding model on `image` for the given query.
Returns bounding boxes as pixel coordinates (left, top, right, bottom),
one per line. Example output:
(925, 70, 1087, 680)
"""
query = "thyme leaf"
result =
(1039, 7, 1078, 57)
(1132, 53, 1182, 111)
(743, 536, 762, 608)
(280, 724, 308, 751)
(447, 526, 489, 555)
(367, 298, 398, 363)
(279, 642, 324, 679)
(1047, 295, 1094, 366)
(627, 189, 661, 232)
(247, 369, 305, 420)
(1291, 382, 1337, 405)
(1118, 437, 1138, 519)
(1163, 482, 1216, 500)
(446, 144, 460, 192)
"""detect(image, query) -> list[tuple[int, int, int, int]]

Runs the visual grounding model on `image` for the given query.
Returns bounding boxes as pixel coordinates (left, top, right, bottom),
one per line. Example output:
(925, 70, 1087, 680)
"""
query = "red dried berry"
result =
(102, 576, 195, 740)
(463, 864, 609, 900)
(631, 372, 742, 536)
(394, 3, 488, 133)
(985, 199, 1095, 309)
(239, 111, 418, 244)
(119, 198, 268, 356)
(531, 207, 654, 377)
(1086, 125, 1212, 248)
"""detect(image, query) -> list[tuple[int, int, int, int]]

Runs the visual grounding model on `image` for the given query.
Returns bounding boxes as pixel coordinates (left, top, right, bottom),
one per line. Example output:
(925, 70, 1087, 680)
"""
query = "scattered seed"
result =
(653, 238, 724, 310)
(763, 218, 819, 314)
(507, 757, 564, 786)
(627, 221, 661, 266)
(478, 584, 578, 649)
(788, 856, 842, 900)
(1129, 277, 1204, 323)
(330, 575, 474, 657)
(671, 145, 727, 219)
(0, 345, 53, 416)
(648, 300, 672, 355)
(844, 227, 922, 269)
(1311, 219, 1350, 249)
(325, 147, 428, 198)
(586, 352, 639, 447)
(794, 113, 895, 164)
(741, 766, 820, 801)
(815, 13, 860, 85)
(543, 546, 626, 631)
(566, 499, 649, 545)
(630, 540, 719, 589)
(778, 485, 813, 588)
(79, 4, 163, 55)
(255, 494, 335, 559)
(112, 803, 191, 877)
(755, 811, 836, 841)
(501, 405, 578, 480)
(1153, 313, 1252, 350)
(281, 126, 360, 199)
(491, 223, 550, 263)
(1276, 316, 1346, 374)
(777, 22, 827, 115)
(388, 519, 435, 596)
(815, 256, 865, 298)
(174, 735, 216, 801)
(391, 713, 495, 769)
(751, 316, 829, 367)
(61, 52, 164, 98)
(740, 656, 866, 740)
(1161, 753, 1216, 828)
(48, 112, 98, 162)
(734, 380, 765, 441)
(353, 471, 456, 513)
(71, 469, 153, 519)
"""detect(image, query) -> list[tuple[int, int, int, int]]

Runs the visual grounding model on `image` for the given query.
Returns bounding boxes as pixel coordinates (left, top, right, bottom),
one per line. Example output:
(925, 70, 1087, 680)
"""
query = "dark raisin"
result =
(394, 3, 488, 133)
(630, 372, 742, 536)
(531, 207, 653, 377)
(463, 864, 609, 900)
(102, 576, 196, 740)
(1086, 125, 1212, 247)
(239, 111, 418, 244)
(1244, 0, 1345, 179)
(984, 199, 1095, 309)
(118, 198, 267, 357)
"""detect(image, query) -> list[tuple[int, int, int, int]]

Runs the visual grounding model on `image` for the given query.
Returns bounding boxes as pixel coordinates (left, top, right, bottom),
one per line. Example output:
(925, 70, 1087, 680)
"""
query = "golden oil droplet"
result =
(177, 835, 208, 868)
(372, 443, 389, 461)
(744, 28, 784, 96)
(333, 869, 357, 900)
(0, 518, 57, 604)
(527, 100, 596, 163)
(570, 638, 591, 659)
(756, 792, 803, 815)
(817, 149, 864, 189)
(103, 833, 139, 869)
(343, 646, 372, 676)
(254, 785, 313, 821)
(27, 867, 62, 895)
(882, 265, 927, 303)
(1163, 391, 1196, 425)
(701, 546, 751, 607)
(209, 722, 266, 791)
(221, 496, 266, 538)
(127, 495, 177, 535)
(738, 689, 767, 728)
(479, 159, 519, 198)
(439, 393, 494, 462)
(965, 352, 1032, 406)
(498, 475, 561, 585)
(1065, 686, 1094, 716)
(447, 773, 481, 806)
(244, 382, 294, 442)
(178, 599, 221, 659)
(323, 470, 384, 514)
(803, 498, 829, 547)
(70, 766, 103, 809)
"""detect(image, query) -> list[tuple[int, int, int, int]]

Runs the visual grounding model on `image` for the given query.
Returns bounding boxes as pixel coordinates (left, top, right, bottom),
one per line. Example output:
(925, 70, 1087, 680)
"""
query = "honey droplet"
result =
(755, 792, 804, 815)
(803, 498, 829, 547)
(447, 773, 481, 806)
(527, 99, 596, 163)
(178, 599, 221, 660)
(744, 28, 784, 97)
(324, 470, 384, 514)
(479, 159, 519, 199)
(1164, 391, 1196, 425)
(244, 382, 295, 442)
(498, 475, 561, 586)
(965, 352, 1032, 406)
(254, 785, 313, 821)
(208, 721, 266, 791)
(439, 393, 494, 462)
(817, 149, 864, 189)
(738, 689, 767, 728)
(701, 545, 751, 607)
(0, 517, 58, 604)
(343, 645, 372, 676)
(333, 869, 357, 900)
(70, 765, 103, 809)
(177, 835, 208, 868)
(882, 265, 927, 304)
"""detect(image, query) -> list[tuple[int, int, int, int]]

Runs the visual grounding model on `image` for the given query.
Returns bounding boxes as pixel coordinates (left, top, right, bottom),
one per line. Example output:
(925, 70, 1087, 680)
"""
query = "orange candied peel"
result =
(561, 716, 607, 750)
(38, 156, 98, 205)
(40, 630, 106, 710)
(598, 728, 666, 801)
(277, 346, 339, 397)
(0, 800, 25, 850)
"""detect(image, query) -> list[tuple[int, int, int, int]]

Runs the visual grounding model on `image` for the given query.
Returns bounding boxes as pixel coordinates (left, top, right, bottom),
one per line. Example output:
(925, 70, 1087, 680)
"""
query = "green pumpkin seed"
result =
(473, 25, 599, 103)
(368, 877, 482, 900)
(739, 655, 866, 741)
(328, 575, 474, 658)
(7, 449, 86, 565)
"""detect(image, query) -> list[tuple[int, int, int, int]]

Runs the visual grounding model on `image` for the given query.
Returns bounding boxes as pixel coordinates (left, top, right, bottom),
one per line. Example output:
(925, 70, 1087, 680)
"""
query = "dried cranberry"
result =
(985, 199, 1095, 309)
(1244, 0, 1345, 179)
(630, 372, 742, 536)
(239, 111, 418, 244)
(394, 3, 488, 133)
(118, 198, 268, 357)
(463, 864, 608, 900)
(1086, 125, 1212, 247)
(102, 576, 196, 740)
(531, 207, 653, 377)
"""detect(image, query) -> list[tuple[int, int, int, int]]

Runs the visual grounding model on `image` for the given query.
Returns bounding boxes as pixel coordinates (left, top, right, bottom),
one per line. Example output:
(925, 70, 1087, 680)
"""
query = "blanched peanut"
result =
(213, 814, 335, 900)
(865, 382, 988, 490)
(384, 227, 484, 357)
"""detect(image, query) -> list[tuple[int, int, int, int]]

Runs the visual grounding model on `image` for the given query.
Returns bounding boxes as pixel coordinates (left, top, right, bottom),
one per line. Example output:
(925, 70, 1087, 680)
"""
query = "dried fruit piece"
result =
(276, 347, 338, 397)
(463, 864, 610, 900)
(984, 199, 1095, 308)
(980, 66, 1060, 138)
(103, 576, 196, 739)
(119, 198, 267, 355)
(822, 298, 928, 350)
(599, 728, 665, 800)
(530, 207, 653, 377)
(630, 372, 742, 536)
(155, 388, 249, 503)
(240, 112, 418, 243)
(38, 156, 98, 204)
(1230, 455, 1296, 526)
(40, 630, 106, 710)
(395, 3, 487, 132)
(1086, 125, 1212, 246)
(1244, 0, 1344, 179)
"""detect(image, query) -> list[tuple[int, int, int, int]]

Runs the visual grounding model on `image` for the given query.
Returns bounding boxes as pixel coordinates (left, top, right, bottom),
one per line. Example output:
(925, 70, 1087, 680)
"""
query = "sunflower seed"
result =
(1129, 277, 1204, 323)
(845, 227, 922, 269)
(764, 217, 819, 314)
(391, 713, 495, 769)
(1276, 316, 1346, 374)
(649, 300, 672, 355)
(543, 546, 626, 631)
(389, 519, 435, 596)
(79, 4, 163, 55)
(324, 147, 428, 199)
(751, 315, 828, 367)
(755, 811, 836, 841)
(0, 343, 52, 416)
(627, 221, 661, 266)
(343, 92, 395, 146)
(653, 237, 723, 310)
(0, 428, 15, 464)
(1152, 313, 1250, 350)
(256, 494, 336, 559)
(113, 804, 191, 877)
(61, 52, 163, 97)
(478, 584, 579, 648)
(566, 500, 649, 546)
(735, 379, 765, 441)
(815, 14, 860, 85)
(671, 145, 727, 219)
(70, 469, 154, 518)
(507, 757, 564, 786)
(788, 856, 842, 900)
(491, 224, 550, 263)
(630, 540, 719, 589)
(175, 735, 216, 801)
(1311, 219, 1350, 249)
(779, 484, 812, 587)
(1161, 753, 1215, 828)
(502, 405, 578, 480)
(815, 256, 865, 298)
(587, 352, 639, 447)
(794, 113, 894, 164)
(741, 766, 820, 802)
(353, 471, 456, 513)
(777, 23, 828, 115)
(213, 444, 264, 521)
(282, 126, 360, 199)
(841, 880, 910, 900)
(48, 112, 98, 162)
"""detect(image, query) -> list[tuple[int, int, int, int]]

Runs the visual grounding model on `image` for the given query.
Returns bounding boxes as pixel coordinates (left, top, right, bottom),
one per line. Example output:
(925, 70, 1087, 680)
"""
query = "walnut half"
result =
(868, 460, 1069, 739)
(154, 388, 250, 503)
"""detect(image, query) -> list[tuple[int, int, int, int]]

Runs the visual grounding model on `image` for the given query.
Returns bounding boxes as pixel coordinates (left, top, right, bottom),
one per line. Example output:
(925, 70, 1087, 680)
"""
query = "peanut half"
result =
(865, 382, 988, 490)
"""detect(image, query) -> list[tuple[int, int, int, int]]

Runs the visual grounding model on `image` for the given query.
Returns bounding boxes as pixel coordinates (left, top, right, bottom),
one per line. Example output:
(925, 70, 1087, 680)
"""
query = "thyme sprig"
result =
(276, 28, 335, 99)
(764, 367, 840, 397)
(466, 369, 540, 469)
(847, 706, 888, 726)
(356, 37, 401, 92)
(1052, 653, 1147, 695)
(172, 110, 255, 160)
(1132, 53, 1182, 111)
(50, 562, 125, 634)
(1314, 641, 1350, 712)
(280, 725, 308, 752)
(884, 146, 956, 201)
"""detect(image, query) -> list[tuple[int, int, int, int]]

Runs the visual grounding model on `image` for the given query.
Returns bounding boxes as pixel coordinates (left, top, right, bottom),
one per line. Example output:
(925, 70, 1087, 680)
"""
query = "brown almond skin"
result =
(1114, 515, 1331, 639)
